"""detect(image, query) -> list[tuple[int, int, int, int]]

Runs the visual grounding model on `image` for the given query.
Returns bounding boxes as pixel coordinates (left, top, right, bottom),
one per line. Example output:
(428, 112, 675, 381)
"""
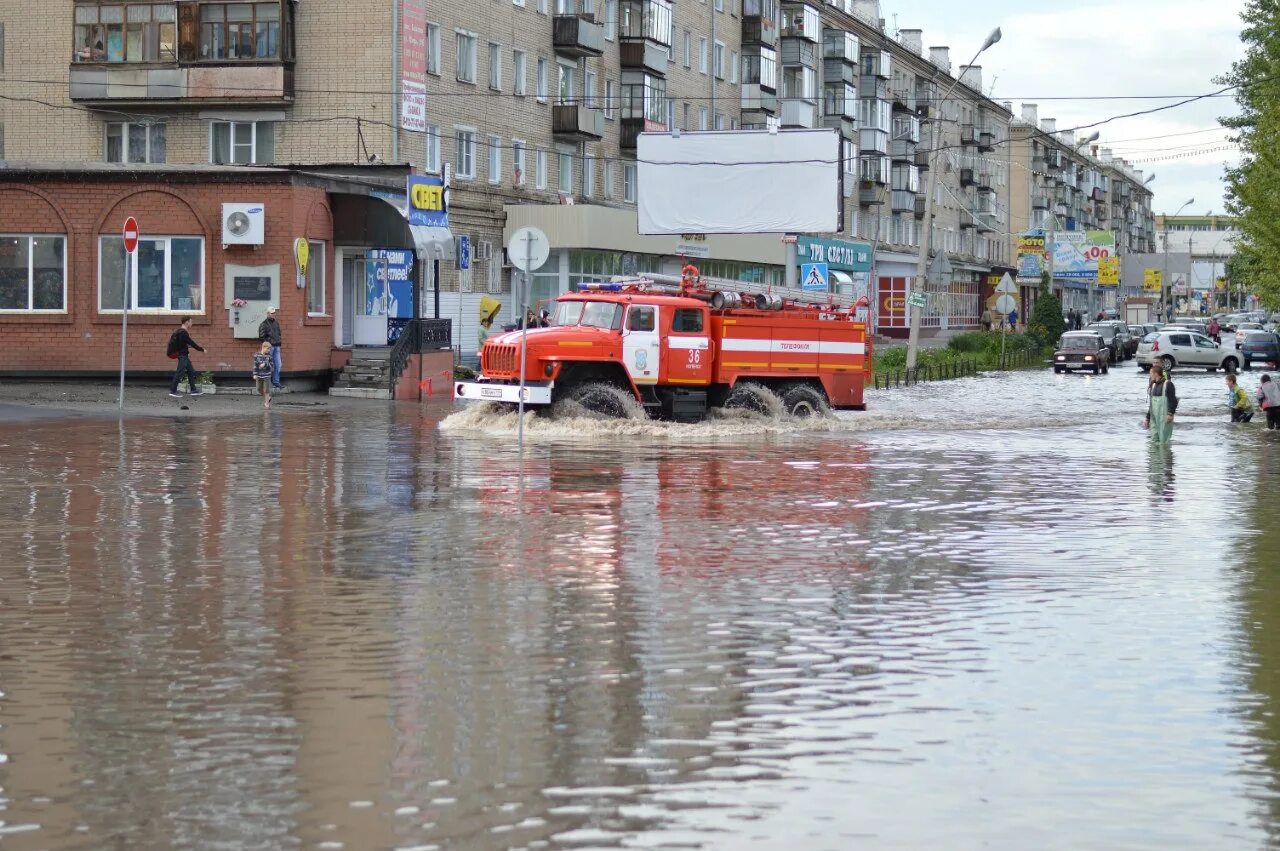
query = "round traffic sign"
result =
(995, 293, 1018, 314)
(122, 217, 139, 254)
(507, 226, 550, 273)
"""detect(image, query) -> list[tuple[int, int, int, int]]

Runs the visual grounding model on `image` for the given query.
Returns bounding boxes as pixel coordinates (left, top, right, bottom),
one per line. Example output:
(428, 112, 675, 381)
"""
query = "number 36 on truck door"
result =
(664, 307, 713, 386)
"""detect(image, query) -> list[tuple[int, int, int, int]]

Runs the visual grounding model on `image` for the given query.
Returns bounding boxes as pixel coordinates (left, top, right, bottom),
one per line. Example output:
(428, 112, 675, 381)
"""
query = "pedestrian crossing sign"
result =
(801, 262, 829, 292)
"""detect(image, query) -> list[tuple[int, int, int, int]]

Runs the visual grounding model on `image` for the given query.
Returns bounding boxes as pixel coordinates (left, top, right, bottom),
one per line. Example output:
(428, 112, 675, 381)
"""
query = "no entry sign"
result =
(122, 217, 139, 253)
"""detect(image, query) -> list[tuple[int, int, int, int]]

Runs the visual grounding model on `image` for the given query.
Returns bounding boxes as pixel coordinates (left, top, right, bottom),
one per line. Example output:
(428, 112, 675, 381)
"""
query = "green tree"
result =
(1028, 277, 1065, 346)
(1220, 0, 1280, 309)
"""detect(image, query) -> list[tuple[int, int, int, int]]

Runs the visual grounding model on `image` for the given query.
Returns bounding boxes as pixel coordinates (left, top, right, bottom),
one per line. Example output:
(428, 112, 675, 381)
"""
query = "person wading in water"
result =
(1144, 365, 1178, 443)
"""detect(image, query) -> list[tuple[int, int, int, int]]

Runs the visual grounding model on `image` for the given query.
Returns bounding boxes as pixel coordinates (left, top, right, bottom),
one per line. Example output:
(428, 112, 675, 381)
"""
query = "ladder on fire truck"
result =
(602, 268, 865, 313)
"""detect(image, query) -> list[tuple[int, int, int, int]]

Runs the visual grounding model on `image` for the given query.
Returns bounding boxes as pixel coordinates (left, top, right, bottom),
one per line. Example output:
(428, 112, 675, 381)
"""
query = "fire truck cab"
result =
(453, 269, 871, 422)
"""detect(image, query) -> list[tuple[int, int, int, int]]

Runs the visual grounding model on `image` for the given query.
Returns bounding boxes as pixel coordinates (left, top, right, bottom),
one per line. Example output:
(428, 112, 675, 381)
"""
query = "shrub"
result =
(1029, 288, 1066, 346)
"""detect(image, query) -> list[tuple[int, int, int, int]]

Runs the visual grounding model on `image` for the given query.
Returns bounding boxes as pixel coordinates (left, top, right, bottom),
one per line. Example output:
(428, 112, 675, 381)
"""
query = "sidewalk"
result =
(0, 381, 349, 420)
(873, 327, 980, 351)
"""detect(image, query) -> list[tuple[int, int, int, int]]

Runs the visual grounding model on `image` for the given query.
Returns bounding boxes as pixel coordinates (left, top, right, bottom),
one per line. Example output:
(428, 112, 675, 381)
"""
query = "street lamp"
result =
(1162, 197, 1194, 320)
(906, 25, 1002, 370)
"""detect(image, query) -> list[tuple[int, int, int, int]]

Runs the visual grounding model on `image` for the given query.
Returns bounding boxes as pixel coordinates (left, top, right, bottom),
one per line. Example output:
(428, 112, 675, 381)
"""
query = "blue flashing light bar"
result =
(576, 282, 626, 292)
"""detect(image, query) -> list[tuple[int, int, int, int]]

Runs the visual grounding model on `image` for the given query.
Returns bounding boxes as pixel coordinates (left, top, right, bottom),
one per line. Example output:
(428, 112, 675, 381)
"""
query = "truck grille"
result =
(483, 344, 519, 376)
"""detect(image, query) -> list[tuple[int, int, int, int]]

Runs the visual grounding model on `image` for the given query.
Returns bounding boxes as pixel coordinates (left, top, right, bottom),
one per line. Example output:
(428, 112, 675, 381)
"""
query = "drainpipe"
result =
(391, 0, 401, 162)
(709, 2, 715, 121)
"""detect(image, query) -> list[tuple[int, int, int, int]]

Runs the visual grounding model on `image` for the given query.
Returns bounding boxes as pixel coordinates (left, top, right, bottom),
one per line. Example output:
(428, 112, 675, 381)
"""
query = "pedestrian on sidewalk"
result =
(981, 307, 992, 332)
(1008, 307, 1018, 330)
(1144, 365, 1178, 443)
(252, 341, 274, 409)
(1227, 373, 1255, 423)
(258, 306, 284, 390)
(1258, 374, 1280, 430)
(167, 317, 205, 398)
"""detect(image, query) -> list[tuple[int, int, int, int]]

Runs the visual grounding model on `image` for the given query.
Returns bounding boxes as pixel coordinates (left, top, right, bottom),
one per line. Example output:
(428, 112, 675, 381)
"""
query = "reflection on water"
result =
(0, 368, 1278, 849)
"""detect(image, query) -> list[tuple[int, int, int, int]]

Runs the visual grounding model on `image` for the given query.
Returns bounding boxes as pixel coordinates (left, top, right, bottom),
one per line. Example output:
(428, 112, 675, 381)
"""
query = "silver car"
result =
(1137, 330, 1241, 373)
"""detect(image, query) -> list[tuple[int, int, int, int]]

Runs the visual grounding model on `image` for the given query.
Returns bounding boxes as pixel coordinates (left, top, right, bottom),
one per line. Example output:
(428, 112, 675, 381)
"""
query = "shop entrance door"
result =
(353, 255, 390, 346)
(340, 254, 357, 347)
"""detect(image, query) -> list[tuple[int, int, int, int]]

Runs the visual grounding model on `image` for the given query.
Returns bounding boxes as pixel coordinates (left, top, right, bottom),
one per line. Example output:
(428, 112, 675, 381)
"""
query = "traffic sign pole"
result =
(505, 226, 550, 454)
(118, 217, 139, 410)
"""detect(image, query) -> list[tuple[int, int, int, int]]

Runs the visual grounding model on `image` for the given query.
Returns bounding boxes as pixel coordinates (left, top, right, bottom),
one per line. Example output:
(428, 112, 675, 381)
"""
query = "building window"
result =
(513, 49, 526, 95)
(198, 2, 281, 60)
(668, 20, 675, 62)
(210, 120, 273, 164)
(536, 148, 548, 189)
(106, 121, 166, 163)
(488, 42, 502, 90)
(585, 70, 597, 108)
(427, 23, 441, 74)
(605, 0, 617, 39)
(713, 40, 724, 79)
(604, 79, 616, 119)
(604, 160, 615, 198)
(537, 0, 548, 13)
(419, 124, 438, 172)
(306, 240, 325, 315)
(623, 163, 636, 202)
(714, 112, 724, 130)
(698, 106, 707, 130)
(558, 150, 572, 193)
(583, 154, 594, 197)
(488, 134, 502, 183)
(557, 59, 575, 104)
(513, 140, 527, 186)
(730, 49, 738, 83)
(0, 236, 66, 312)
(536, 57, 548, 101)
(699, 36, 708, 73)
(682, 102, 690, 129)
(456, 31, 477, 83)
(683, 30, 690, 68)
(98, 235, 203, 312)
(75, 2, 177, 63)
(455, 128, 476, 178)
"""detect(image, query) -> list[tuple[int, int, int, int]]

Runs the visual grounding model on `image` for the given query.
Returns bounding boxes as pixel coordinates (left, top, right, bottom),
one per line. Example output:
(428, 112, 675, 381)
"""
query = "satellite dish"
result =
(226, 211, 251, 236)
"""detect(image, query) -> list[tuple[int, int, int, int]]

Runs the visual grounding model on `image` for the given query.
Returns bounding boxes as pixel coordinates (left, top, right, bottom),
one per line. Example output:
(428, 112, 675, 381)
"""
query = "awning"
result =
(830, 270, 854, 287)
(410, 224, 455, 262)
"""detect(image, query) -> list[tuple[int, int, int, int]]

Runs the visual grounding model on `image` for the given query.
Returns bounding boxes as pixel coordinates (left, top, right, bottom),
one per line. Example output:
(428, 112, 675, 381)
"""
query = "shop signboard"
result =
(796, 235, 872, 271)
(400, 0, 427, 132)
(676, 233, 711, 259)
(1017, 233, 1045, 282)
(366, 248, 414, 319)
(1052, 230, 1115, 280)
(407, 175, 448, 228)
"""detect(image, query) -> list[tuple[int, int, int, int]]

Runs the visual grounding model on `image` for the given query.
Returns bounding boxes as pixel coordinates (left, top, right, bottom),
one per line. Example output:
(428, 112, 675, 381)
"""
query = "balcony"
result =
(554, 15, 605, 58)
(889, 138, 916, 162)
(976, 172, 993, 192)
(859, 77, 889, 100)
(742, 88, 778, 115)
(976, 212, 998, 232)
(823, 30, 859, 63)
(780, 39, 818, 68)
(620, 39, 668, 73)
(960, 215, 977, 230)
(915, 150, 930, 171)
(977, 129, 996, 152)
(823, 113, 857, 139)
(70, 64, 293, 106)
(960, 168, 975, 187)
(890, 85, 916, 113)
(1032, 194, 1051, 210)
(823, 59, 855, 85)
(960, 124, 977, 146)
(860, 186, 887, 207)
(889, 190, 916, 215)
(914, 196, 927, 219)
(860, 155, 889, 185)
(781, 99, 819, 128)
(742, 16, 779, 47)
(553, 104, 605, 141)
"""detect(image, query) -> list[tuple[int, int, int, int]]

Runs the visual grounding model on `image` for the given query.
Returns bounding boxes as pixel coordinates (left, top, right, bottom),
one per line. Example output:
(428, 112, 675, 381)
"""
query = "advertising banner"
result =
(407, 174, 448, 228)
(1098, 256, 1120, 286)
(1017, 234, 1045, 282)
(1052, 231, 1115, 280)
(1143, 269, 1163, 292)
(365, 248, 415, 319)
(400, 0, 427, 133)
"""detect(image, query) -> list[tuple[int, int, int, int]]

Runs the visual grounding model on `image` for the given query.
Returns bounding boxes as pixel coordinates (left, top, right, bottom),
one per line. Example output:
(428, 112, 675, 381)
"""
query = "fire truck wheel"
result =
(723, 382, 775, 415)
(781, 384, 831, 418)
(568, 382, 636, 419)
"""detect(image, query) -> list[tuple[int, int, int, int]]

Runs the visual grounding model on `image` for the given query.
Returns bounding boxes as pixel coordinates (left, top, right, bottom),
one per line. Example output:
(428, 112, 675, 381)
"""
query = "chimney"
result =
(1058, 131, 1073, 147)
(1001, 100, 1013, 114)
(1091, 144, 1099, 158)
(899, 29, 923, 56)
(1041, 117, 1057, 134)
(959, 64, 982, 92)
(852, 0, 881, 26)
(1021, 103, 1039, 126)
(928, 46, 951, 75)
(1100, 147, 1113, 163)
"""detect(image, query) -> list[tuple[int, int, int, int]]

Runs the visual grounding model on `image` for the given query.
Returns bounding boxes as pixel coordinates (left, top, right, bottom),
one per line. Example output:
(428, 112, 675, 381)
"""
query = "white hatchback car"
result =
(1136, 330, 1241, 372)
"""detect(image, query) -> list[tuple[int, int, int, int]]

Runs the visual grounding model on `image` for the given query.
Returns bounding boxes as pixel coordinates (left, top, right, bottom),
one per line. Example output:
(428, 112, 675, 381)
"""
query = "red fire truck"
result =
(453, 267, 872, 422)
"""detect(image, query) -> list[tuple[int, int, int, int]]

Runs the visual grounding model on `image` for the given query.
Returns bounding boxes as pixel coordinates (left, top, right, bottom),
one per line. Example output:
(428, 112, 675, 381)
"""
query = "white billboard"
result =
(636, 129, 842, 235)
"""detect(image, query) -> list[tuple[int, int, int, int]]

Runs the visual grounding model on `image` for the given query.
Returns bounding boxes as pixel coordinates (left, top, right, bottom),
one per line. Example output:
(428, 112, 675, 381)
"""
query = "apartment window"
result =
(75, 3, 177, 63)
(714, 112, 724, 130)
(698, 107, 707, 130)
(558, 150, 573, 193)
(584, 70, 597, 108)
(683, 30, 691, 67)
(699, 36, 707, 73)
(536, 148, 548, 189)
(198, 2, 281, 60)
(537, 0, 548, 13)
(513, 49, 526, 95)
(513, 140, 527, 186)
(604, 160, 615, 198)
(667, 21, 675, 62)
(98, 235, 203, 312)
(306, 240, 325, 315)
(455, 128, 476, 178)
(488, 42, 502, 90)
(557, 59, 575, 103)
(715, 0, 723, 10)
(583, 154, 594, 197)
(713, 40, 724, 79)
(604, 79, 616, 119)
(0, 236, 66, 312)
(666, 98, 675, 130)
(456, 31, 477, 83)
(623, 163, 636, 202)
(427, 23, 441, 74)
(0, 23, 4, 70)
(488, 134, 502, 183)
(425, 124, 440, 171)
(730, 49, 738, 83)
(536, 57, 548, 101)
(106, 121, 166, 163)
(605, 0, 617, 39)
(210, 120, 273, 164)
(682, 102, 690, 130)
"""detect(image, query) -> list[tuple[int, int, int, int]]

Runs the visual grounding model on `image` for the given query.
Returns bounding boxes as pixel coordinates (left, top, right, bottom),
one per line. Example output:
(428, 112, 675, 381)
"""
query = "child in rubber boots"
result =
(1227, 373, 1254, 423)
(253, 341, 274, 409)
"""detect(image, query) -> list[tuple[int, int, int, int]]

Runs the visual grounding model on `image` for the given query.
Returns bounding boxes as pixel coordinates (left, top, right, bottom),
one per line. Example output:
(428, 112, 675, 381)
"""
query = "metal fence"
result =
(390, 318, 454, 389)
(873, 358, 979, 389)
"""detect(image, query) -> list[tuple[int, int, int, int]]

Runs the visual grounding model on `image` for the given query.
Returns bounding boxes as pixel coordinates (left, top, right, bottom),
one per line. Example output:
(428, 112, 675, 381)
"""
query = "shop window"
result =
(99, 235, 203, 312)
(106, 121, 166, 163)
(306, 240, 325, 315)
(568, 249, 659, 290)
(0, 236, 66, 312)
(75, 3, 177, 63)
(210, 120, 273, 163)
(198, 2, 280, 60)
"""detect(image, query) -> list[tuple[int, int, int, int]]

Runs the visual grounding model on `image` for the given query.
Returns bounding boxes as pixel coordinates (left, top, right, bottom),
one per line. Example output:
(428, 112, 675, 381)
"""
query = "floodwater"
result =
(2, 364, 1280, 850)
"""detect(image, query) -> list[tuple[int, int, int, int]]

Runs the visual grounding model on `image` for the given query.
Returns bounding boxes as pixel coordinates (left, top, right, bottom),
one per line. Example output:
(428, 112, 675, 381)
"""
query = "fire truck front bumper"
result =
(453, 380, 553, 405)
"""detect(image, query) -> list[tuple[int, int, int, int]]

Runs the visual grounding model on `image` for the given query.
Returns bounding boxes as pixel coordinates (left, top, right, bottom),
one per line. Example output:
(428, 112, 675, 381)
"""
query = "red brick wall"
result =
(0, 178, 335, 378)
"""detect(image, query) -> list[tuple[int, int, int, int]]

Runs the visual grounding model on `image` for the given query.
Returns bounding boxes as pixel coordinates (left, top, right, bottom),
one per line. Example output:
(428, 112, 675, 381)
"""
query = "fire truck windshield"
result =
(551, 300, 623, 330)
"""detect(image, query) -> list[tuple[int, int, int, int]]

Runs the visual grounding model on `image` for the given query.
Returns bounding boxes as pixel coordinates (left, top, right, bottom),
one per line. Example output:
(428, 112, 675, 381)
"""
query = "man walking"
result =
(258, 306, 284, 390)
(168, 317, 205, 398)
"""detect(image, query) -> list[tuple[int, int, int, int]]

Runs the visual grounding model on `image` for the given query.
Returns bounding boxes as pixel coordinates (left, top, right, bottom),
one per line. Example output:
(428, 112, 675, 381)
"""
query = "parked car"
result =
(1239, 331, 1280, 369)
(1235, 322, 1265, 346)
(1087, 322, 1128, 361)
(1172, 318, 1209, 336)
(1221, 314, 1247, 333)
(1136, 329, 1241, 372)
(1053, 332, 1111, 375)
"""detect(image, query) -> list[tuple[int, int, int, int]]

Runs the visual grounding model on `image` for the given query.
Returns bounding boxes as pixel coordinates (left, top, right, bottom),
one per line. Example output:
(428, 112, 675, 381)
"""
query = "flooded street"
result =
(2, 366, 1280, 850)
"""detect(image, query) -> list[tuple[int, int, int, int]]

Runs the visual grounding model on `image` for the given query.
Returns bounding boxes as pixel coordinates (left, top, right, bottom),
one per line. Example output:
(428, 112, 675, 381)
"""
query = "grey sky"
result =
(884, 0, 1244, 215)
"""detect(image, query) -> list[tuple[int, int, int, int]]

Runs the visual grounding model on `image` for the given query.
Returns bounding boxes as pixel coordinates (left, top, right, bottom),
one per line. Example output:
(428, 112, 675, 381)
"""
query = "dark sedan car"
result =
(1054, 332, 1111, 375)
(1086, 323, 1124, 363)
(1240, 331, 1280, 370)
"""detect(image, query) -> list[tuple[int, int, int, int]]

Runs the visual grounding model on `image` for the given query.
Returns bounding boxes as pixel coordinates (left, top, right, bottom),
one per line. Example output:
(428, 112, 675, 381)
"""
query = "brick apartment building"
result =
(0, 0, 1029, 379)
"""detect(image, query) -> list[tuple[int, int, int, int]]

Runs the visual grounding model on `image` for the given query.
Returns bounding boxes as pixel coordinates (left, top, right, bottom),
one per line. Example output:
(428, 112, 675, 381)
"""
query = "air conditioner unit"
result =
(222, 203, 265, 246)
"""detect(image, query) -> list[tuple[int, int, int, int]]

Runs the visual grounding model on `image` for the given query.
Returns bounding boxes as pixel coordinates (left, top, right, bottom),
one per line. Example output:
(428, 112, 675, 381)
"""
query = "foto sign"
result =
(122, 216, 139, 253)
(407, 174, 448, 228)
